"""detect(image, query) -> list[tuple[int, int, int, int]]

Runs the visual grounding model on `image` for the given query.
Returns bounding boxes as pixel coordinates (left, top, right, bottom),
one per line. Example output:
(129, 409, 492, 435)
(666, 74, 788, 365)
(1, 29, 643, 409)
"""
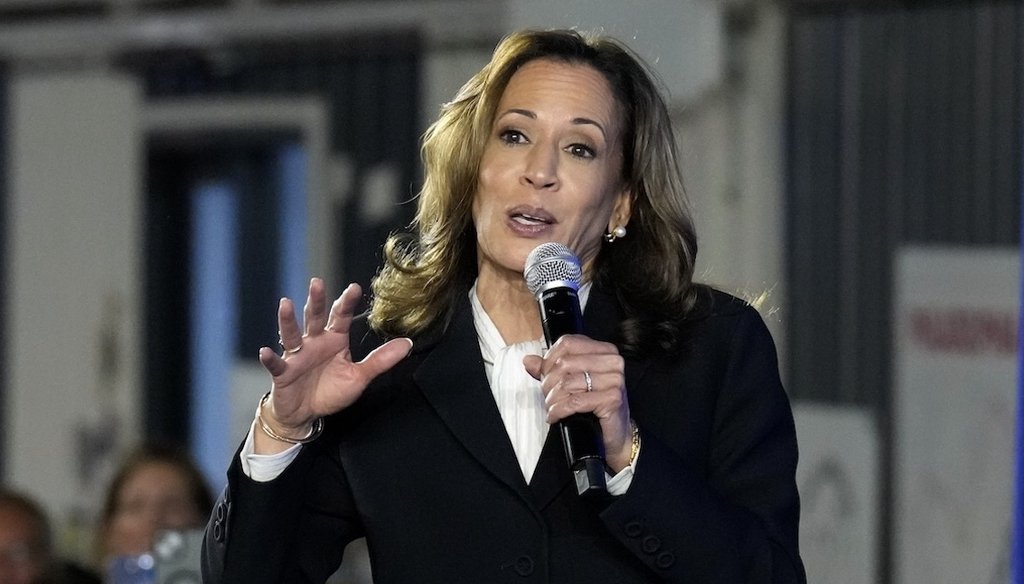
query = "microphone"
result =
(524, 242, 607, 496)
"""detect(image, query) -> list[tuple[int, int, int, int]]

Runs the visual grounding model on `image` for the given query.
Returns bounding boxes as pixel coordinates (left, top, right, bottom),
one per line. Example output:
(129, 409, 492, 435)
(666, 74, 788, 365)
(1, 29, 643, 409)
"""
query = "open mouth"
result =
(511, 212, 552, 226)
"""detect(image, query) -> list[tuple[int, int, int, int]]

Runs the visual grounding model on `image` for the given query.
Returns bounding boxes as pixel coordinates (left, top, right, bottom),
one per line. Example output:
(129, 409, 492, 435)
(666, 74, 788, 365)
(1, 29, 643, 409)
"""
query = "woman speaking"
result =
(202, 28, 806, 583)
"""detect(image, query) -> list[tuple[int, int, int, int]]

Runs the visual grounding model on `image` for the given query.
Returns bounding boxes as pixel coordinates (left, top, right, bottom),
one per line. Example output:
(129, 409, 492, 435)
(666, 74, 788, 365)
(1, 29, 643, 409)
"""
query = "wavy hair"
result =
(370, 29, 701, 354)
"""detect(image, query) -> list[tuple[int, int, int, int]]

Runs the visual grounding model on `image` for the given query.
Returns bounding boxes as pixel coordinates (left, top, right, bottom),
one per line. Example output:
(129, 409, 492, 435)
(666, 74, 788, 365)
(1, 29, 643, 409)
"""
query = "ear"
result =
(608, 187, 634, 231)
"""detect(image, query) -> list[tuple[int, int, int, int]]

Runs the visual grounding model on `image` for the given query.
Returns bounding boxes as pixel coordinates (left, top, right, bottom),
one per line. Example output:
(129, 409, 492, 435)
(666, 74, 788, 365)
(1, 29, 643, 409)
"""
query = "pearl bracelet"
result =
(256, 392, 324, 445)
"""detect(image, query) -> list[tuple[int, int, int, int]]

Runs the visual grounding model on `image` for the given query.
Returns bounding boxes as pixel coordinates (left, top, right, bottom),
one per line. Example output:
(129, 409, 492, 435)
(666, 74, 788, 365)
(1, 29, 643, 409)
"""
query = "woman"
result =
(203, 29, 806, 583)
(98, 445, 213, 576)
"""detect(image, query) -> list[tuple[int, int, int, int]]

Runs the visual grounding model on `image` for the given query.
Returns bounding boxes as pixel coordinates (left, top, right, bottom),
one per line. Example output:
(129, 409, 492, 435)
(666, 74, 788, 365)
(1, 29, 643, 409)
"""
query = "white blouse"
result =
(469, 282, 571, 483)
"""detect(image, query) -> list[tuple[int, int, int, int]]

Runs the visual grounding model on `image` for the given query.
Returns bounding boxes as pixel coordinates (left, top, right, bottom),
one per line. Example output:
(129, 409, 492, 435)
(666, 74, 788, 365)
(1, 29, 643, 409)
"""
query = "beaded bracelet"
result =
(256, 392, 324, 445)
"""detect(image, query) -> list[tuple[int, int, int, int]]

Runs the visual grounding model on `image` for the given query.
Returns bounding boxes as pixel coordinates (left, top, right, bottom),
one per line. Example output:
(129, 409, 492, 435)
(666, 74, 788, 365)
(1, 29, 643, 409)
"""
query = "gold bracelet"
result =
(256, 392, 324, 445)
(628, 418, 641, 466)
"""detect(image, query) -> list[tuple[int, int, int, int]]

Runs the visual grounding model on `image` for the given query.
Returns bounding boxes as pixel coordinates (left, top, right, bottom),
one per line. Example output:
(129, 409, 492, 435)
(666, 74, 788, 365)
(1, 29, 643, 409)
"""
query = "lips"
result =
(512, 214, 550, 226)
(508, 206, 555, 226)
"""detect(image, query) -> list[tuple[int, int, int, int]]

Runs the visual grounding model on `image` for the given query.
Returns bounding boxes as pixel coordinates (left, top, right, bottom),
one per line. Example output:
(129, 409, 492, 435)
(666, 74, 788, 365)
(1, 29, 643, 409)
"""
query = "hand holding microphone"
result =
(523, 242, 634, 496)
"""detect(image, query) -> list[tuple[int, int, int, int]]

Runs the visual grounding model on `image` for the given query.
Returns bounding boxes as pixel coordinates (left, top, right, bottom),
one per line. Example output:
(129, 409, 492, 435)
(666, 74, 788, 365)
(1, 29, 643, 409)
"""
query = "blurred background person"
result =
(95, 445, 212, 580)
(0, 487, 100, 584)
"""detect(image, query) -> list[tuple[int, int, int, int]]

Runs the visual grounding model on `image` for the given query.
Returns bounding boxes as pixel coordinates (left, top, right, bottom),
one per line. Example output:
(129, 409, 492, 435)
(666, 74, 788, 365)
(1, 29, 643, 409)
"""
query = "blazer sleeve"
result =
(600, 304, 806, 583)
(202, 433, 363, 584)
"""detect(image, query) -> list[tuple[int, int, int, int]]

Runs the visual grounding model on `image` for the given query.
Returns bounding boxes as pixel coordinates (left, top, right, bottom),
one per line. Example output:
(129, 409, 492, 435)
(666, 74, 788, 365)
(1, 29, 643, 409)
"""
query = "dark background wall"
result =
(786, 2, 1022, 581)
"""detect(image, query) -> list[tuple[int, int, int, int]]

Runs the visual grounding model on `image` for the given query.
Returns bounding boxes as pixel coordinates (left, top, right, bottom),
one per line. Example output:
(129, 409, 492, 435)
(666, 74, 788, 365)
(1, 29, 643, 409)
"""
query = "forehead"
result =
(121, 462, 189, 492)
(497, 59, 622, 127)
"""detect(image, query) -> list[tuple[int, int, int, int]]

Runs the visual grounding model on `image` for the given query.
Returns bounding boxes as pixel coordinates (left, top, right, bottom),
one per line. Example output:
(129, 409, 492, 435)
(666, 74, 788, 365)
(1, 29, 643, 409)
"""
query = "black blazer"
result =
(203, 286, 806, 583)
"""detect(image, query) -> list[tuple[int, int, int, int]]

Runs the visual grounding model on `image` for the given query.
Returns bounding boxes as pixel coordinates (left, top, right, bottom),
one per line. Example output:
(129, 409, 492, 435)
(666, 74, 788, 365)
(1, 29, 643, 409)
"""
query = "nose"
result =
(521, 144, 559, 190)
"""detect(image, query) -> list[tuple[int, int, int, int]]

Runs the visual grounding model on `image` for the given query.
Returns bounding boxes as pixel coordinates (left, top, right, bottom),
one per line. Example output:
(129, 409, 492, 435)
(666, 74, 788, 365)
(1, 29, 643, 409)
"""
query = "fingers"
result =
(267, 281, 360, 382)
(526, 335, 626, 423)
(523, 354, 543, 380)
(277, 297, 304, 352)
(303, 277, 329, 334)
(543, 368, 624, 422)
(325, 283, 363, 335)
(356, 338, 414, 381)
(531, 337, 632, 469)
(258, 346, 287, 377)
(278, 280, 361, 352)
(262, 279, 408, 384)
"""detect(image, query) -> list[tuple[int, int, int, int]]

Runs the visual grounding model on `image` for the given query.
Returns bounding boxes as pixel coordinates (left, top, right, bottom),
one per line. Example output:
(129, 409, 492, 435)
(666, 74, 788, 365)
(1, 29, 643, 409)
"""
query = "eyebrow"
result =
(498, 108, 608, 139)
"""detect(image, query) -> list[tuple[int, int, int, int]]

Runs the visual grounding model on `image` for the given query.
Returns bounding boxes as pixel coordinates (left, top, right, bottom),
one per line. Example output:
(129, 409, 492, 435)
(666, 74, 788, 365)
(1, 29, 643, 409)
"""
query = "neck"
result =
(476, 267, 542, 345)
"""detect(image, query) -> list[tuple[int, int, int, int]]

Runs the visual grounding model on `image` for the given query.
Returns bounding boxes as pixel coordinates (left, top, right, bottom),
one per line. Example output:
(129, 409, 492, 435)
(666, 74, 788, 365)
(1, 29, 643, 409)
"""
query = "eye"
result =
(567, 143, 596, 160)
(499, 129, 528, 145)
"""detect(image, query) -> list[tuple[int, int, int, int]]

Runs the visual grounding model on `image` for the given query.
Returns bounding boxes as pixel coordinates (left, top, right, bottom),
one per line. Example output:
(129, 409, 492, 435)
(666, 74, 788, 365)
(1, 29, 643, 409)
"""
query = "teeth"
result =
(513, 214, 546, 225)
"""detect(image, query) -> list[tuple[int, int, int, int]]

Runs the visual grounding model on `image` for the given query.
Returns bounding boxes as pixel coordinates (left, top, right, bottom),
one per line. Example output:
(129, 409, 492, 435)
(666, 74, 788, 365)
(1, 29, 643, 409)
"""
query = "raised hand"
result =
(254, 278, 412, 453)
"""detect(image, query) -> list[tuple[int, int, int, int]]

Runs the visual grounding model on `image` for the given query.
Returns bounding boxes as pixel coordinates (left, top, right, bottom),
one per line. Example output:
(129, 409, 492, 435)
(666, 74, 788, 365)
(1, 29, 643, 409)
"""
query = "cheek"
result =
(110, 513, 148, 536)
(568, 185, 620, 254)
(473, 167, 503, 226)
(476, 146, 519, 198)
(576, 182, 616, 224)
(107, 516, 154, 555)
(475, 161, 499, 201)
(164, 505, 203, 528)
(470, 192, 488, 238)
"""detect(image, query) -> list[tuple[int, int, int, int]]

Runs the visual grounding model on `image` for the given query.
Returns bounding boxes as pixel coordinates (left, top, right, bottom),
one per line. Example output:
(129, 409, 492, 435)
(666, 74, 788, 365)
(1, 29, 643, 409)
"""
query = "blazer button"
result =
(624, 521, 643, 538)
(212, 520, 224, 542)
(656, 551, 675, 569)
(215, 502, 226, 522)
(514, 556, 534, 576)
(641, 535, 661, 554)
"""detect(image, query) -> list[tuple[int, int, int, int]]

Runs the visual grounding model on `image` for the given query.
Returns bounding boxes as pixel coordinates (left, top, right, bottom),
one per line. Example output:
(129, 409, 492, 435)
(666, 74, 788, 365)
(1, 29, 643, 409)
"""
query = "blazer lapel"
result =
(413, 297, 534, 502)
(411, 285, 653, 511)
(527, 425, 572, 508)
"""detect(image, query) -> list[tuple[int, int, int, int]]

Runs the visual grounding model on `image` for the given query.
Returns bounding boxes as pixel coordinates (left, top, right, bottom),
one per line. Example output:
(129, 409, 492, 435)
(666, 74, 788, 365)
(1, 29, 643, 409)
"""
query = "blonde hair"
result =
(370, 29, 701, 353)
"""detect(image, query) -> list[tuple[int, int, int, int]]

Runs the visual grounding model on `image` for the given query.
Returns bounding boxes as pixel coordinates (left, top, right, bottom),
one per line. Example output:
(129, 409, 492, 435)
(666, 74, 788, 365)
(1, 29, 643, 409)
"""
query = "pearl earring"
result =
(604, 225, 627, 243)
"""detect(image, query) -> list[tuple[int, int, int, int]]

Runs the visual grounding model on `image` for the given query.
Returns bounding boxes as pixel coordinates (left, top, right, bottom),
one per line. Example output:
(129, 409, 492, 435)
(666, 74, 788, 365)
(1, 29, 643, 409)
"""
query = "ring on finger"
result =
(284, 345, 303, 355)
(583, 370, 593, 392)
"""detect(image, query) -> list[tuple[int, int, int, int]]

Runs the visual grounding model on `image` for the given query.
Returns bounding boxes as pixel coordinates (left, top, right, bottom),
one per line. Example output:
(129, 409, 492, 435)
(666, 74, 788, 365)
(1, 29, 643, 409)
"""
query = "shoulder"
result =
(674, 285, 780, 366)
(686, 285, 771, 333)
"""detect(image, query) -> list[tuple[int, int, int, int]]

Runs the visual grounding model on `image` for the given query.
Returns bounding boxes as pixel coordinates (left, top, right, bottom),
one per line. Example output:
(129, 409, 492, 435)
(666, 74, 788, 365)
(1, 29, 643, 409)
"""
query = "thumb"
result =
(522, 354, 543, 381)
(357, 338, 414, 380)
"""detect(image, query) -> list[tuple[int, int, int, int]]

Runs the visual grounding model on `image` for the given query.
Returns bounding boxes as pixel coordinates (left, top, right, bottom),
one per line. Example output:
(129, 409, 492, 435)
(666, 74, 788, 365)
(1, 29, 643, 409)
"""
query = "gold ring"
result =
(284, 345, 302, 355)
(583, 370, 593, 392)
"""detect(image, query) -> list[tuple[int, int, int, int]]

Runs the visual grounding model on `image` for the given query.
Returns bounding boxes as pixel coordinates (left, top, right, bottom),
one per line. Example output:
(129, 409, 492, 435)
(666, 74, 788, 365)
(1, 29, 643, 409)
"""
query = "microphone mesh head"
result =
(524, 242, 582, 296)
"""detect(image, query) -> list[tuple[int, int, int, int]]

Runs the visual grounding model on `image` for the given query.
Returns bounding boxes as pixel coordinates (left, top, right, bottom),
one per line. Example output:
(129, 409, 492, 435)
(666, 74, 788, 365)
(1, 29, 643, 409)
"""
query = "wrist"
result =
(627, 418, 640, 465)
(606, 419, 641, 473)
(256, 392, 324, 445)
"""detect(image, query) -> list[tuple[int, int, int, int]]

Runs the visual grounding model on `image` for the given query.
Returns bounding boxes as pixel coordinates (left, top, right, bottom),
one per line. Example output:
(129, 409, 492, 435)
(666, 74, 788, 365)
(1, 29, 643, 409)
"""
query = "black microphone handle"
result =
(537, 287, 608, 496)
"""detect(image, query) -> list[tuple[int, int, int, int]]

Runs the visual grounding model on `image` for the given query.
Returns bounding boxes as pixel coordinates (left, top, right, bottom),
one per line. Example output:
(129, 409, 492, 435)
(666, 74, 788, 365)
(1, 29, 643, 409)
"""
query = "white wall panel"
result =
(5, 72, 142, 550)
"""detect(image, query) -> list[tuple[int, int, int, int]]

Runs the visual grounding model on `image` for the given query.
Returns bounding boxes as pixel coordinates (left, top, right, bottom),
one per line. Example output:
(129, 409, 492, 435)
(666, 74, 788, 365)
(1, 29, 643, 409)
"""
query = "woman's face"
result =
(472, 58, 632, 284)
(105, 461, 203, 558)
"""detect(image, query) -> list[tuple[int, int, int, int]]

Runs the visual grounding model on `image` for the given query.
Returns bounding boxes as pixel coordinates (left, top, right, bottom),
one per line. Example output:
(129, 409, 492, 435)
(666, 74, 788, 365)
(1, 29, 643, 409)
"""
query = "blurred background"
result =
(0, 0, 1019, 582)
